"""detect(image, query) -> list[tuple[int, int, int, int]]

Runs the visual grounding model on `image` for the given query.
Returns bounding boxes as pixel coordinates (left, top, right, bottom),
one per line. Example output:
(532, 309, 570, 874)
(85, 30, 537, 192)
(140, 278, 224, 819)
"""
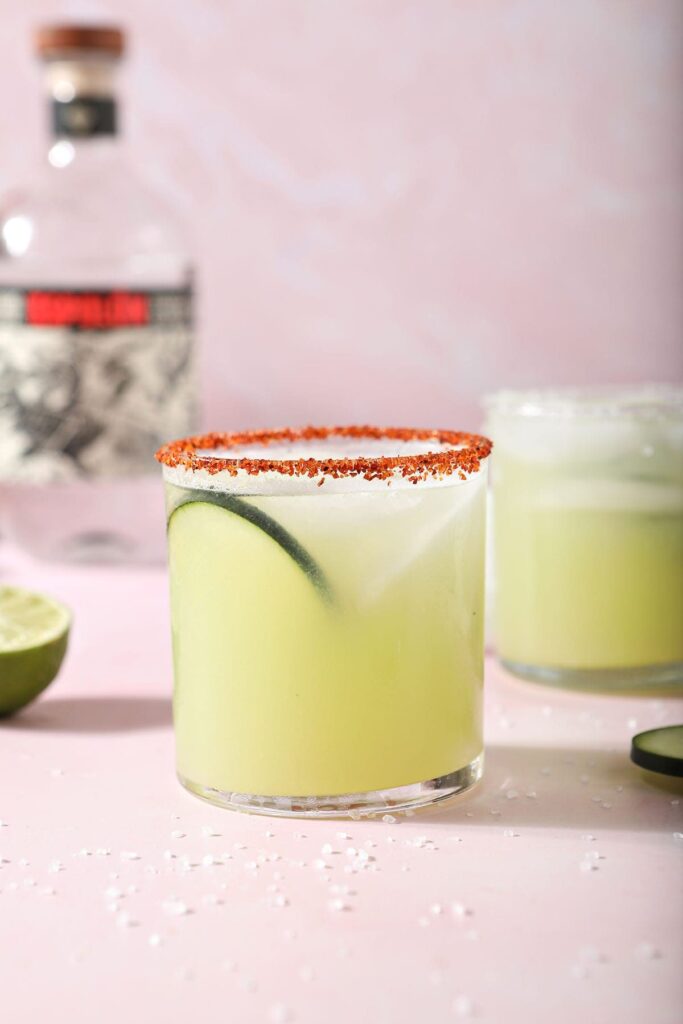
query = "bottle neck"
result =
(44, 56, 120, 141)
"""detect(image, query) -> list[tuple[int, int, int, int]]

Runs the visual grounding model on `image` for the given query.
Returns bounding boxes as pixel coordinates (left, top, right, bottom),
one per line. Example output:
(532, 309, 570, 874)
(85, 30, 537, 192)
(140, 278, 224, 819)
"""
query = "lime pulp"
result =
(0, 586, 71, 716)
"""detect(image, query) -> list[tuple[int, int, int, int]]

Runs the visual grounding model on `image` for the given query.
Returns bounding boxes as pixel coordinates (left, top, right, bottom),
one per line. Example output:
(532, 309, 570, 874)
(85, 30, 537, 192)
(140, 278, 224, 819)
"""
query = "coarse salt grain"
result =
(328, 898, 349, 912)
(382, 814, 397, 824)
(120, 851, 140, 861)
(148, 934, 162, 947)
(162, 899, 189, 916)
(635, 943, 661, 961)
(268, 1004, 293, 1023)
(170, 831, 186, 839)
(48, 861, 64, 873)
(452, 995, 474, 1017)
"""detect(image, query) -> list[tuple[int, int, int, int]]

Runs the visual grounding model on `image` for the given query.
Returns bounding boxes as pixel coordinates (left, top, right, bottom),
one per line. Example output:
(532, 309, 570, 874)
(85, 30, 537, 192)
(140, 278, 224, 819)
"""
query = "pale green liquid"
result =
(166, 477, 486, 797)
(494, 465, 683, 671)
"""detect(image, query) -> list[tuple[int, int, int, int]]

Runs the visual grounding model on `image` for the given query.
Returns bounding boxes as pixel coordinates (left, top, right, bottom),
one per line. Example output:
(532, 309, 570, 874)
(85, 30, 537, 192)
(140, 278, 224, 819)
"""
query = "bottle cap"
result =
(35, 24, 125, 59)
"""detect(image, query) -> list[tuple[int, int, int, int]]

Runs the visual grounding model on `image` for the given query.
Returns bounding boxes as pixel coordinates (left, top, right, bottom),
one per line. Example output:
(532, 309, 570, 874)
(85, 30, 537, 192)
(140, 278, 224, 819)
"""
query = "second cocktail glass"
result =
(156, 425, 491, 817)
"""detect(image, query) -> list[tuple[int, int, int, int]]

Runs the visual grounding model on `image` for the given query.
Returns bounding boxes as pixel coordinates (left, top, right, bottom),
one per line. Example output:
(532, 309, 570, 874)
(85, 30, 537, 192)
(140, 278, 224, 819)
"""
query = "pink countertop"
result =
(1, 543, 681, 1024)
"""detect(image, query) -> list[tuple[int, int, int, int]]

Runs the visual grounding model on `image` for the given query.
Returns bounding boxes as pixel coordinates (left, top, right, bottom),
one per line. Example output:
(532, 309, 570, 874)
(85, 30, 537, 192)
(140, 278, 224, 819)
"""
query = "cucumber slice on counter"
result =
(631, 725, 683, 778)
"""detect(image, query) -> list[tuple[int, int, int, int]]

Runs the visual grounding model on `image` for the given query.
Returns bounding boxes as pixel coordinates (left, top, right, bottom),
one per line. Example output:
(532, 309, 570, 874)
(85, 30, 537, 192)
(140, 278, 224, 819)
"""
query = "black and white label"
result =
(0, 286, 196, 483)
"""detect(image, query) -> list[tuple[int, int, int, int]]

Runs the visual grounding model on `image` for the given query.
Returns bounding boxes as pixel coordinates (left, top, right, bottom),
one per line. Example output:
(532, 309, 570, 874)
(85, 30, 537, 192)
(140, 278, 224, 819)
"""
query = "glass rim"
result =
(484, 384, 683, 421)
(155, 425, 492, 487)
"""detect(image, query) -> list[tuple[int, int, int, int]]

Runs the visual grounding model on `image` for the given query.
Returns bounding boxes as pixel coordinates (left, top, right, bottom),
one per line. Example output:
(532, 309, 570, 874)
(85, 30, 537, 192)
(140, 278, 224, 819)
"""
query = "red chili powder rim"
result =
(155, 425, 492, 484)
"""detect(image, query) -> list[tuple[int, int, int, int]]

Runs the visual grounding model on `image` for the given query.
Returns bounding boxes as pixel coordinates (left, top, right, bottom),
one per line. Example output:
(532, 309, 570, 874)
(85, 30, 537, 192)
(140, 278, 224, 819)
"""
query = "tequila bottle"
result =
(0, 24, 197, 562)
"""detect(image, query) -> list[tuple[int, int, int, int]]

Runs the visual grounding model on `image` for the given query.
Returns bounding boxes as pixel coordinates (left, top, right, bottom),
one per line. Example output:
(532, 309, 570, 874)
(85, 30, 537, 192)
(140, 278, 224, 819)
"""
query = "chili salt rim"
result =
(155, 425, 492, 485)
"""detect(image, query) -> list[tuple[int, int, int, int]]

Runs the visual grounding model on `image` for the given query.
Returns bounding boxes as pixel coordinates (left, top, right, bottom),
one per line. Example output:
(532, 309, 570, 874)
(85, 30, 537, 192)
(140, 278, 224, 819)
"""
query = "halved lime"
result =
(0, 586, 71, 716)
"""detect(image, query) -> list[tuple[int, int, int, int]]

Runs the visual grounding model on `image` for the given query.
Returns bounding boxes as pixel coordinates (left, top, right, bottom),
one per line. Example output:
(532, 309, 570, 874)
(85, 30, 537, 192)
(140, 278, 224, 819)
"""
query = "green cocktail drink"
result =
(486, 388, 683, 691)
(156, 426, 491, 816)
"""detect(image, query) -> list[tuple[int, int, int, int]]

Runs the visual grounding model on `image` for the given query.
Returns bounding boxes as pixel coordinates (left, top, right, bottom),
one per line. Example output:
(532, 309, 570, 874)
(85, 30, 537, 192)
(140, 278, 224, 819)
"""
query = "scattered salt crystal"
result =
(23, 878, 36, 888)
(163, 850, 175, 861)
(201, 854, 216, 867)
(50, 768, 64, 777)
(40, 886, 56, 896)
(19, 858, 30, 867)
(580, 861, 598, 873)
(503, 829, 518, 838)
(294, 833, 307, 840)
(148, 933, 162, 947)
(48, 860, 64, 873)
(328, 898, 349, 912)
(201, 894, 223, 906)
(401, 864, 410, 872)
(336, 832, 352, 840)
(430, 903, 443, 916)
(127, 884, 139, 894)
(233, 842, 247, 850)
(116, 911, 136, 929)
(272, 894, 289, 908)
(170, 831, 186, 839)
(364, 840, 377, 848)
(382, 814, 397, 824)
(579, 946, 605, 964)
(265, 830, 275, 838)
(202, 826, 220, 838)
(627, 718, 638, 729)
(104, 886, 122, 899)
(451, 902, 470, 918)
(0, 821, 6, 828)
(452, 995, 474, 1017)
(321, 843, 334, 856)
(582, 834, 596, 842)
(635, 942, 661, 961)
(506, 789, 519, 800)
(162, 899, 189, 916)
(602, 802, 612, 810)
(525, 791, 538, 799)
(95, 848, 111, 857)
(268, 1003, 293, 1023)
(120, 851, 140, 861)
(312, 859, 328, 871)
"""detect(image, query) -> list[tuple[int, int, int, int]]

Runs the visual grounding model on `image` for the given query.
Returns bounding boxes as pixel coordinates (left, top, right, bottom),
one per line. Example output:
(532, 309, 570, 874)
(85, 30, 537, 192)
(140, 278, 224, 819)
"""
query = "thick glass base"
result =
(178, 755, 483, 819)
(501, 658, 683, 694)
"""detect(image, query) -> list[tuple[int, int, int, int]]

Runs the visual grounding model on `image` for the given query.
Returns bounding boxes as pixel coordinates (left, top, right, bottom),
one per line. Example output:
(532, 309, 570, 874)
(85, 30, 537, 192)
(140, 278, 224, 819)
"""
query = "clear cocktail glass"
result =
(485, 386, 683, 692)
(156, 426, 491, 817)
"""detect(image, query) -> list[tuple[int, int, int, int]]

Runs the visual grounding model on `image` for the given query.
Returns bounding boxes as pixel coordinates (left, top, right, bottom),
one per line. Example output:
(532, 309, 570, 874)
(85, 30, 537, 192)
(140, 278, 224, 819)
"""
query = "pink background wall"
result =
(2, 1, 682, 432)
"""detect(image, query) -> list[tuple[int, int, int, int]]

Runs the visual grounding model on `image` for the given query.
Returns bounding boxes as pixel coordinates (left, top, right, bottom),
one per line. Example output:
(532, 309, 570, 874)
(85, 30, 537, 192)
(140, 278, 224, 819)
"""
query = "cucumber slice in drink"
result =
(0, 586, 71, 716)
(631, 725, 683, 778)
(169, 489, 332, 601)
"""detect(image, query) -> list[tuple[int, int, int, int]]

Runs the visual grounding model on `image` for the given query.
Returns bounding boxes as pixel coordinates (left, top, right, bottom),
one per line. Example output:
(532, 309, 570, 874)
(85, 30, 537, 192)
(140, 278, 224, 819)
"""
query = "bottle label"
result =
(52, 97, 117, 138)
(0, 285, 196, 483)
